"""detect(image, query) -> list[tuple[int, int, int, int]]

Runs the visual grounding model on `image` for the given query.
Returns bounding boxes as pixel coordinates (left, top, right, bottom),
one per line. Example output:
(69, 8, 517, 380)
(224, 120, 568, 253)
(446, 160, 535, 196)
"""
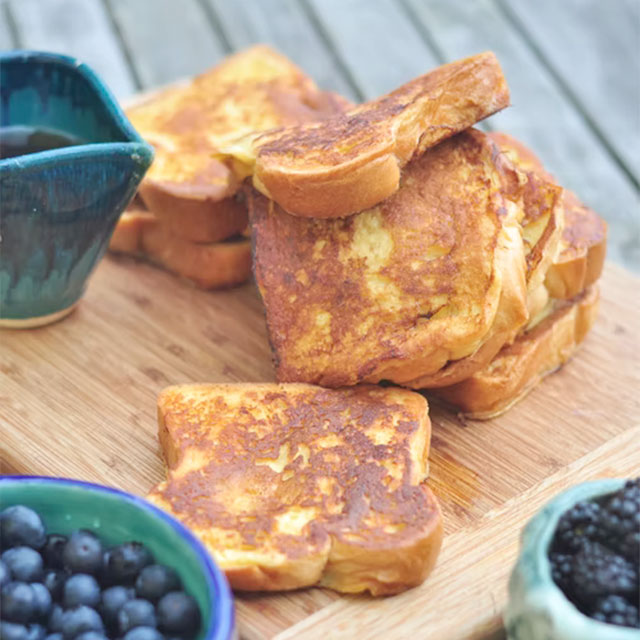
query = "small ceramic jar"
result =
(0, 50, 153, 328)
(505, 478, 638, 640)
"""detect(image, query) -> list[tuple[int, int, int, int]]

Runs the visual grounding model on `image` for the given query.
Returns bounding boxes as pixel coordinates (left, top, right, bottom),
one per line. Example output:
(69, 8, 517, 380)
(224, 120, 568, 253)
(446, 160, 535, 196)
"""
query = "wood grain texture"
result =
(8, 0, 136, 98)
(307, 0, 441, 99)
(106, 0, 227, 88)
(403, 0, 640, 273)
(207, 0, 357, 100)
(1, 257, 638, 639)
(501, 0, 640, 183)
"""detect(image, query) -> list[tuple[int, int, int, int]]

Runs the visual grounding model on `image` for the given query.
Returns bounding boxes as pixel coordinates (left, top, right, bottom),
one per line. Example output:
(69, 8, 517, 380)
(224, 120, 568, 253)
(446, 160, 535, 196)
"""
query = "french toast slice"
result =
(434, 285, 600, 419)
(109, 206, 251, 289)
(403, 150, 564, 389)
(249, 129, 529, 388)
(236, 51, 509, 218)
(489, 132, 607, 299)
(147, 383, 443, 595)
(126, 45, 349, 242)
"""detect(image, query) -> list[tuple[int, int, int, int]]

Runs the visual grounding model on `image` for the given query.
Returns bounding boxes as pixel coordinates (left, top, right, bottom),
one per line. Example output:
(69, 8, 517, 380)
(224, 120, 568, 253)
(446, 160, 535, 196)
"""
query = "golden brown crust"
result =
(489, 132, 607, 298)
(319, 485, 443, 595)
(138, 186, 248, 244)
(109, 208, 251, 289)
(544, 191, 607, 298)
(250, 129, 528, 388)
(404, 143, 564, 389)
(433, 286, 600, 419)
(249, 52, 509, 217)
(147, 383, 442, 594)
(127, 45, 350, 238)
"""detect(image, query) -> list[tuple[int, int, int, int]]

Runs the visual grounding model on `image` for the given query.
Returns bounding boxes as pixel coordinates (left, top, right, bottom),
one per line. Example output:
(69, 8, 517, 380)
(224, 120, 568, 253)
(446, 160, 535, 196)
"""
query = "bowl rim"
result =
(0, 474, 235, 640)
(0, 49, 154, 171)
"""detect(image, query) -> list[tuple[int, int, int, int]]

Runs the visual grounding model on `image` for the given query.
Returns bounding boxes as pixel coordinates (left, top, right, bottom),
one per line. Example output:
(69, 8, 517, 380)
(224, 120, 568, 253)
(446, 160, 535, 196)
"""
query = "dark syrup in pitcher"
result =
(0, 125, 85, 159)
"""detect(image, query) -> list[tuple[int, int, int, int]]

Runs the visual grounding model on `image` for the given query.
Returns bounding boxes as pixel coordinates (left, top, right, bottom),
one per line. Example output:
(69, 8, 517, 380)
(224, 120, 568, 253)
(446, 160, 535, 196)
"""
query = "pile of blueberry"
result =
(549, 478, 640, 629)
(0, 505, 202, 640)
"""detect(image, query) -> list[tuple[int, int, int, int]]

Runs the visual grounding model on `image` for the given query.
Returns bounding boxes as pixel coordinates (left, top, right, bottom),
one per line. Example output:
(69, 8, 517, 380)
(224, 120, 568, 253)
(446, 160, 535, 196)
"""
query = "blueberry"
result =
(44, 635, 63, 640)
(47, 605, 64, 633)
(2, 548, 43, 582)
(117, 599, 156, 634)
(60, 607, 103, 640)
(100, 586, 135, 629)
(62, 575, 100, 609)
(0, 507, 46, 551)
(1, 582, 36, 623)
(0, 560, 10, 588)
(157, 592, 200, 639)
(0, 622, 29, 640)
(24, 626, 45, 640)
(29, 584, 51, 620)
(135, 565, 180, 603)
(99, 551, 110, 581)
(42, 571, 67, 603)
(0, 623, 45, 640)
(74, 634, 108, 640)
(42, 536, 67, 571)
(122, 628, 164, 640)
(104, 543, 152, 585)
(62, 532, 102, 576)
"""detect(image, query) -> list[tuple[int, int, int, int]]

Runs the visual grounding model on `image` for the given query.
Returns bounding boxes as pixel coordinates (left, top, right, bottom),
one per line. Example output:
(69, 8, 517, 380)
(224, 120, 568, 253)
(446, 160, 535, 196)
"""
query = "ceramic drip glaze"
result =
(0, 476, 236, 640)
(0, 51, 153, 325)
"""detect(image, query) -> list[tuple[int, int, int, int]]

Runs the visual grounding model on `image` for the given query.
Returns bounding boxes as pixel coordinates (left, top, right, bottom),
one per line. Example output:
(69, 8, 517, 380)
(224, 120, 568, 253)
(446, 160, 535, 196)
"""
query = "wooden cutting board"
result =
(1, 256, 639, 640)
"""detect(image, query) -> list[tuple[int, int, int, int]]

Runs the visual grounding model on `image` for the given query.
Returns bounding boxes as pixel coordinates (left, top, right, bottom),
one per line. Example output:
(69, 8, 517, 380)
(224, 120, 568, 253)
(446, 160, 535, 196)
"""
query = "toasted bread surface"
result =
(489, 132, 607, 298)
(147, 383, 442, 595)
(545, 190, 607, 298)
(434, 285, 600, 419)
(109, 208, 251, 289)
(127, 46, 349, 237)
(137, 188, 248, 244)
(250, 129, 528, 388)
(404, 142, 564, 389)
(242, 52, 509, 217)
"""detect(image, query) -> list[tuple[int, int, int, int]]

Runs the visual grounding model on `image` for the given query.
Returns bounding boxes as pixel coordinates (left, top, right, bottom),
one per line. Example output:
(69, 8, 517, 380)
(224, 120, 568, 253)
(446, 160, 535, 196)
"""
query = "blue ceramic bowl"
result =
(0, 475, 236, 640)
(0, 51, 153, 327)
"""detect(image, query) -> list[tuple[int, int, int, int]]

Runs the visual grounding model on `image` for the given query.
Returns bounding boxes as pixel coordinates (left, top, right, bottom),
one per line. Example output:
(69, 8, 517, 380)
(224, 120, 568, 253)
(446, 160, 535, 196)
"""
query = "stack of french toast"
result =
(111, 47, 607, 596)
(110, 46, 348, 288)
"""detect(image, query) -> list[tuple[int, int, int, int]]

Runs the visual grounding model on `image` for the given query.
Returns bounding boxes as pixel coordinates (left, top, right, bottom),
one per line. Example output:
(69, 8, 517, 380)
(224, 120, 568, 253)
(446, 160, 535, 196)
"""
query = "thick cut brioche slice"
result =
(403, 147, 564, 389)
(147, 383, 443, 595)
(138, 190, 248, 245)
(489, 132, 607, 298)
(127, 45, 349, 240)
(544, 190, 607, 299)
(239, 52, 509, 217)
(249, 129, 528, 388)
(109, 207, 251, 289)
(434, 286, 599, 419)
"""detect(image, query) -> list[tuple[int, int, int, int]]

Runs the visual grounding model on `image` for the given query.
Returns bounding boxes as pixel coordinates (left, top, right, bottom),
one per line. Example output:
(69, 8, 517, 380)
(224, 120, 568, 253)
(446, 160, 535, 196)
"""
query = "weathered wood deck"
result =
(1, 0, 638, 271)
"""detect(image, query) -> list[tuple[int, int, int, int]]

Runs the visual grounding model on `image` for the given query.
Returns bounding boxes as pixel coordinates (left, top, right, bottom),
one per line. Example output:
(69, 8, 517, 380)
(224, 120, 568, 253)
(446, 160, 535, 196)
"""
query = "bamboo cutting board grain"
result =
(1, 256, 639, 640)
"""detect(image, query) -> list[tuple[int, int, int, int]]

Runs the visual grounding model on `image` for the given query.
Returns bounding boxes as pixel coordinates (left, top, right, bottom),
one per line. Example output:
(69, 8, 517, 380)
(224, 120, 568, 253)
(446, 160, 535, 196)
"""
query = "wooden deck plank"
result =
(0, 0, 16, 49)
(106, 0, 227, 89)
(207, 0, 356, 100)
(307, 0, 440, 99)
(8, 0, 136, 99)
(404, 0, 640, 272)
(501, 0, 640, 183)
